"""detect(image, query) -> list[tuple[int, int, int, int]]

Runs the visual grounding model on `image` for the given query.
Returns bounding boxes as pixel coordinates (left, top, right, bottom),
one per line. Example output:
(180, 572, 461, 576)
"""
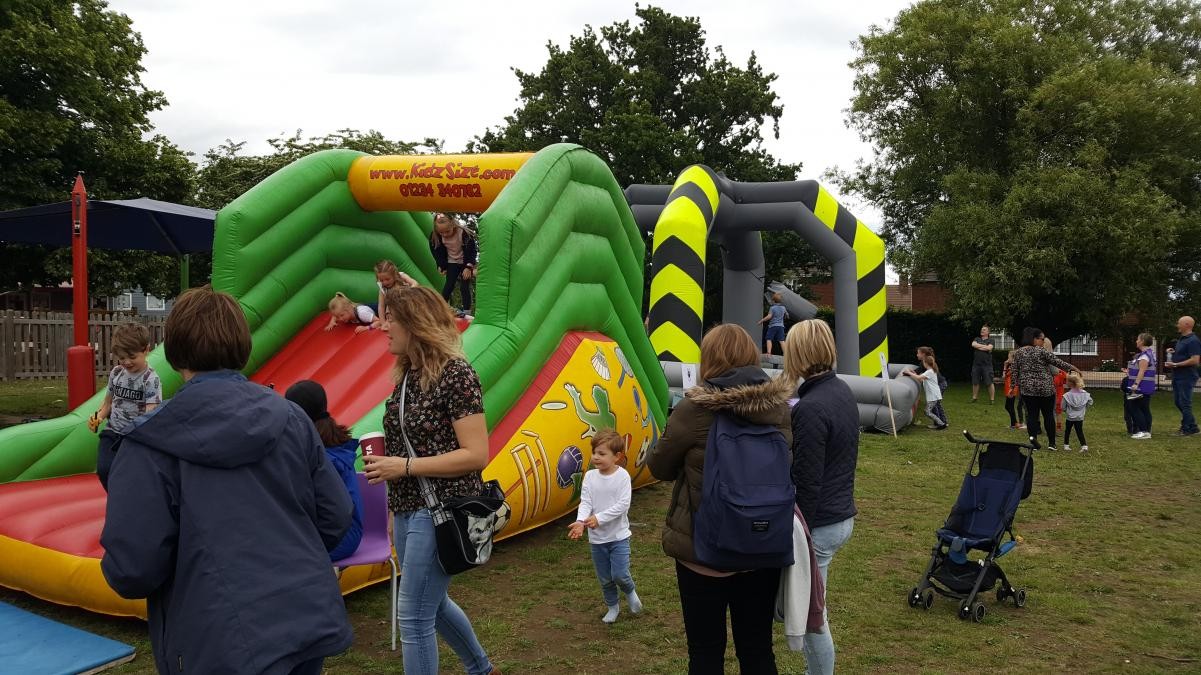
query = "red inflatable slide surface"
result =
(0, 313, 472, 617)
(251, 315, 397, 421)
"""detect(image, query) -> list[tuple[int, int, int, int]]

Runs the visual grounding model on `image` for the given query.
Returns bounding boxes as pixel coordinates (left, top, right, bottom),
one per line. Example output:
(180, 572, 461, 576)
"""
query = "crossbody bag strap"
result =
(399, 373, 443, 513)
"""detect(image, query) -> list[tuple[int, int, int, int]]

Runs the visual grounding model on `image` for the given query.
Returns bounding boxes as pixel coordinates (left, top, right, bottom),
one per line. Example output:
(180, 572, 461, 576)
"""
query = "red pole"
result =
(68, 173, 96, 409)
(70, 175, 89, 345)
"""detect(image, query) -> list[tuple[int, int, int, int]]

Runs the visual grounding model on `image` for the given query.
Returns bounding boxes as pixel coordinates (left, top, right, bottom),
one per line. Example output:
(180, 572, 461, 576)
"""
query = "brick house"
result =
(802, 274, 1135, 371)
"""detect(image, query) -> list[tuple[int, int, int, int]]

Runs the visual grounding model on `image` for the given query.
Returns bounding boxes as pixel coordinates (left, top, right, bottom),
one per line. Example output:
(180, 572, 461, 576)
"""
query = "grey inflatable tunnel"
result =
(662, 361, 922, 433)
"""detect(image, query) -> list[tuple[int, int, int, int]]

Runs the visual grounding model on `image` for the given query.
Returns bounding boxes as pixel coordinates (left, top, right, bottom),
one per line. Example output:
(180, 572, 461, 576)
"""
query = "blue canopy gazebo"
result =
(0, 197, 216, 291)
(0, 194, 217, 406)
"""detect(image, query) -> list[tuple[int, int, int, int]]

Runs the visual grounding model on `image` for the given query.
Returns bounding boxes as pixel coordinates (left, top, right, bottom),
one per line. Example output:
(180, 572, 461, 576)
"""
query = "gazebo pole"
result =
(180, 253, 190, 293)
(67, 174, 97, 409)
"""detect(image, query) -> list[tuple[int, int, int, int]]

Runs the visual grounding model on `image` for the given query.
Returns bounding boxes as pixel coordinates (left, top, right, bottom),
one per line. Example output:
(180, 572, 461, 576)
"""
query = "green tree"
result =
(473, 5, 824, 318)
(0, 0, 195, 299)
(176, 130, 441, 290)
(193, 129, 441, 210)
(840, 0, 1201, 339)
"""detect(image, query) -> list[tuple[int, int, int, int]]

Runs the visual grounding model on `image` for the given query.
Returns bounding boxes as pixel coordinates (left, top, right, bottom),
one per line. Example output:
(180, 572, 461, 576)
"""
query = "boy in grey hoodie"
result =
(1062, 372, 1094, 453)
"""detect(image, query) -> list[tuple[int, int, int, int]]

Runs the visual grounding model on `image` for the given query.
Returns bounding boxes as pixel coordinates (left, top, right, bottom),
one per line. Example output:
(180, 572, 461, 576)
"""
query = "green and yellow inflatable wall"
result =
(0, 144, 668, 617)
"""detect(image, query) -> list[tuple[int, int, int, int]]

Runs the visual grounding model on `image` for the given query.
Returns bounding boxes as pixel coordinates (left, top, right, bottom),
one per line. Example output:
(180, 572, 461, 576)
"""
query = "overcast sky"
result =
(109, 0, 912, 237)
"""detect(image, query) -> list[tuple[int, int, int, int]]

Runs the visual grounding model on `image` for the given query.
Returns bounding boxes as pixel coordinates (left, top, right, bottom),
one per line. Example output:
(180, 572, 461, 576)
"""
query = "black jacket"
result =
(431, 226, 478, 269)
(100, 370, 354, 675)
(790, 371, 860, 528)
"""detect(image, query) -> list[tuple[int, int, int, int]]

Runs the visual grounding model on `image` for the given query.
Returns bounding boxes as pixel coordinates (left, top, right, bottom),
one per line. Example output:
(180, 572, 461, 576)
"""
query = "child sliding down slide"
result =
(326, 292, 377, 333)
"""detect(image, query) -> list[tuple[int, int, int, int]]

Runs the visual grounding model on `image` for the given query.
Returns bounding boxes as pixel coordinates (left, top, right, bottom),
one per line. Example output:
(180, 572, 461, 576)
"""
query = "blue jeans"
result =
(393, 510, 493, 675)
(590, 538, 636, 606)
(1173, 376, 1198, 433)
(802, 517, 854, 675)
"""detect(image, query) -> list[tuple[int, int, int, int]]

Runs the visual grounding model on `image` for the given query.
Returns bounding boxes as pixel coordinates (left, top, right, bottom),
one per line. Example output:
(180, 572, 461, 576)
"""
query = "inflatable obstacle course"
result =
(626, 168, 918, 431)
(0, 143, 668, 617)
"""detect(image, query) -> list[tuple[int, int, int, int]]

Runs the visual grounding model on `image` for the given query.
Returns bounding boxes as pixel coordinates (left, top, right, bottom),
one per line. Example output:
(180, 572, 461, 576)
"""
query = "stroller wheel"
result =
(1013, 588, 1027, 608)
(996, 587, 1009, 604)
(958, 602, 972, 620)
(907, 587, 920, 607)
(922, 588, 935, 610)
(971, 601, 987, 623)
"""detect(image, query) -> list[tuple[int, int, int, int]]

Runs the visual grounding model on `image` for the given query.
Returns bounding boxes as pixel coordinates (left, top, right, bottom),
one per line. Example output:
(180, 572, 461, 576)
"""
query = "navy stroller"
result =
(908, 431, 1034, 622)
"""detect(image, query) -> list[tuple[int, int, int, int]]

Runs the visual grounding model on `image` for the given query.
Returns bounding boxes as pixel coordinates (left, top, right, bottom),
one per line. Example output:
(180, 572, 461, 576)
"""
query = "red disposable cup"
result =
(359, 431, 385, 457)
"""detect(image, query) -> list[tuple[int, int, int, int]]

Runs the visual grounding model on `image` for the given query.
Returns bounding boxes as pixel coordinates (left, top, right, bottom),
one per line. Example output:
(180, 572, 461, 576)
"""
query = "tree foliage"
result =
(474, 5, 824, 317)
(0, 0, 194, 299)
(193, 129, 441, 210)
(840, 0, 1201, 338)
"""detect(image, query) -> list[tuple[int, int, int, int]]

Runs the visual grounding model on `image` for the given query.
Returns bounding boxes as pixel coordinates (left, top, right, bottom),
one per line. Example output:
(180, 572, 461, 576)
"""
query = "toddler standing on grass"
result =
(1061, 373, 1094, 453)
(568, 429, 643, 624)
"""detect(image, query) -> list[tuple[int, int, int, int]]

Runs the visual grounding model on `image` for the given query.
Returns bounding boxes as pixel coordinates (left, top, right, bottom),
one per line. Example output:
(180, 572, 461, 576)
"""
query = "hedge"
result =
(814, 308, 984, 382)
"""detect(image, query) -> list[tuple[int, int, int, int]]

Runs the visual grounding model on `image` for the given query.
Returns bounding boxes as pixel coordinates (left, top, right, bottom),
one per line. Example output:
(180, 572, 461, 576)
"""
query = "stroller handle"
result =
(962, 430, 1039, 450)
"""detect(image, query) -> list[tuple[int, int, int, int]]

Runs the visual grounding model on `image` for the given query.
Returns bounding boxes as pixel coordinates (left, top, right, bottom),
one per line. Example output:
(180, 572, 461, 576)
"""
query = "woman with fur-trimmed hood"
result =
(647, 323, 793, 675)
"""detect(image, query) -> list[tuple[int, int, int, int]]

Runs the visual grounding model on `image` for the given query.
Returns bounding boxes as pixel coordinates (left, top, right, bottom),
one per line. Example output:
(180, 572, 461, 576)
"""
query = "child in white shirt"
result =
(568, 429, 643, 623)
(905, 354, 948, 430)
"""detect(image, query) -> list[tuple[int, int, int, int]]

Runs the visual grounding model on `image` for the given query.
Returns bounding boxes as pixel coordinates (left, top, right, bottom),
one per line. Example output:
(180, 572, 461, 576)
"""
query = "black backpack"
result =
(693, 413, 795, 570)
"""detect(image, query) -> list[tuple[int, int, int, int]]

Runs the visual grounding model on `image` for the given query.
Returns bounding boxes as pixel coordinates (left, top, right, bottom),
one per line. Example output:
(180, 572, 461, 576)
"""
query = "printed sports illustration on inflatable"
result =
(0, 144, 668, 617)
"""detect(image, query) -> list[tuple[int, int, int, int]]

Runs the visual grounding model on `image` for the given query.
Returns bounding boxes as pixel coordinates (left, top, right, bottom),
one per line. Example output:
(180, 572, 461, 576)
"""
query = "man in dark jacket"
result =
(100, 288, 354, 675)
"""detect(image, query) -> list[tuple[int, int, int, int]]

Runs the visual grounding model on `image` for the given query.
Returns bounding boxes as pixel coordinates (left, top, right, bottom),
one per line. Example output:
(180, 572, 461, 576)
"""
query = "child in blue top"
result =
(285, 380, 364, 561)
(759, 293, 789, 355)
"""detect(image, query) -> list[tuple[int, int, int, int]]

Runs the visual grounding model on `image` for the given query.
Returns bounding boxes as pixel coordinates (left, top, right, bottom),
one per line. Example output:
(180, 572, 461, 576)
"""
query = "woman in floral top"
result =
(362, 286, 498, 675)
(1010, 326, 1080, 450)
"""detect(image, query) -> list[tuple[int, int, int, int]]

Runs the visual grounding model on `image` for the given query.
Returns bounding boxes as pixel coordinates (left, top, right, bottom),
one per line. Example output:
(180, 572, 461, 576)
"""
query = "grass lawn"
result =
(2, 388, 1199, 673)
(0, 378, 107, 426)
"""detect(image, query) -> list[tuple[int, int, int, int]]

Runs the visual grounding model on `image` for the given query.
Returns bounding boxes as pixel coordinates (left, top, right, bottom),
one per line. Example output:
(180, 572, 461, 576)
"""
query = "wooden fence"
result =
(0, 311, 166, 381)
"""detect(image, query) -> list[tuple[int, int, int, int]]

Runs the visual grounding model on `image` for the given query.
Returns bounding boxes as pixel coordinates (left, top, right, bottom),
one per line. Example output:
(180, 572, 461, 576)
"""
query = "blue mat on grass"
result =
(0, 602, 135, 674)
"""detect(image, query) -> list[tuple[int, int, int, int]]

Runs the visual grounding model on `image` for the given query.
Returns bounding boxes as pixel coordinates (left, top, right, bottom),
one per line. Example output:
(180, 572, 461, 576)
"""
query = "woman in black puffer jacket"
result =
(784, 319, 860, 675)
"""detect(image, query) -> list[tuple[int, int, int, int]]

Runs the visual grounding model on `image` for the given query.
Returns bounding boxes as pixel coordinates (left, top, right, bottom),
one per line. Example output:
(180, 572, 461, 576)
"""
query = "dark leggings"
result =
(1130, 395, 1153, 434)
(676, 562, 780, 675)
(1005, 395, 1025, 426)
(1063, 420, 1086, 446)
(1023, 395, 1057, 447)
(441, 263, 473, 310)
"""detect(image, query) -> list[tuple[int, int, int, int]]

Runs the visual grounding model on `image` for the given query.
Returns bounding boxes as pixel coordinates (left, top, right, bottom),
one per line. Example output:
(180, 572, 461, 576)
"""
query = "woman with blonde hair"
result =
(647, 323, 793, 675)
(783, 319, 859, 675)
(361, 285, 499, 675)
